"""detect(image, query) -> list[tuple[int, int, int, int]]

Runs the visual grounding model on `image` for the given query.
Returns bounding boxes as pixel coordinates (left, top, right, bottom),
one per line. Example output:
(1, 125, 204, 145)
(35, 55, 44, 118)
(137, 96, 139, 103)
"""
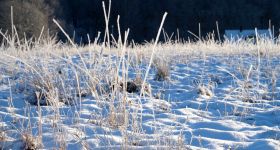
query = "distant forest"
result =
(0, 0, 280, 43)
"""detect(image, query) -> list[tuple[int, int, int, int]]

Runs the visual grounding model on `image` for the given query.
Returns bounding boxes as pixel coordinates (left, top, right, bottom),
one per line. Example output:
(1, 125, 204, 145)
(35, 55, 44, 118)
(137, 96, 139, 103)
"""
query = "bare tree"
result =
(0, 0, 53, 39)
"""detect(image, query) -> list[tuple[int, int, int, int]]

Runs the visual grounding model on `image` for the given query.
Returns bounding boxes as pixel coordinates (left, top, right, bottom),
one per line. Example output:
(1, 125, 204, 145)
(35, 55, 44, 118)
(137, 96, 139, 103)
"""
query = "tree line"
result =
(0, 0, 279, 43)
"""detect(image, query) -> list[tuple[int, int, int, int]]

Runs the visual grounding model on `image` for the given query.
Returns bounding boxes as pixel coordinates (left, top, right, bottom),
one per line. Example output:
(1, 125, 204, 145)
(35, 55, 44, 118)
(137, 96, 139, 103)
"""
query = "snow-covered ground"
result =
(0, 40, 280, 149)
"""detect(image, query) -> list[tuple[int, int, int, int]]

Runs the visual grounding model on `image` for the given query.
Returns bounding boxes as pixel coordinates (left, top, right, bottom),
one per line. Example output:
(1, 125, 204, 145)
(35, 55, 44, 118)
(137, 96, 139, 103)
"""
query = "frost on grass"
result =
(0, 37, 280, 149)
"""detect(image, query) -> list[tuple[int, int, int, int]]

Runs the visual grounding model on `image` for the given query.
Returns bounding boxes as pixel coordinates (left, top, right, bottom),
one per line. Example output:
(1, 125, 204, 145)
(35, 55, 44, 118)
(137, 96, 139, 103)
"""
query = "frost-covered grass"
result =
(0, 33, 280, 149)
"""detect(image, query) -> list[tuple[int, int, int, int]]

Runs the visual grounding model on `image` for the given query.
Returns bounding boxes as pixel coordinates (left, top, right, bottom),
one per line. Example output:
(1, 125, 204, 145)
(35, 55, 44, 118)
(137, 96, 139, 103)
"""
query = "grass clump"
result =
(0, 130, 5, 142)
(21, 133, 41, 150)
(153, 57, 170, 81)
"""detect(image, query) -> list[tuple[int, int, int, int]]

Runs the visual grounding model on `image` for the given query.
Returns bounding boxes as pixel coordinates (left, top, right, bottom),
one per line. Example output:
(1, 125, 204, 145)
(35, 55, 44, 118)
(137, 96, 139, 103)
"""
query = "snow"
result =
(225, 29, 272, 41)
(0, 42, 280, 149)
